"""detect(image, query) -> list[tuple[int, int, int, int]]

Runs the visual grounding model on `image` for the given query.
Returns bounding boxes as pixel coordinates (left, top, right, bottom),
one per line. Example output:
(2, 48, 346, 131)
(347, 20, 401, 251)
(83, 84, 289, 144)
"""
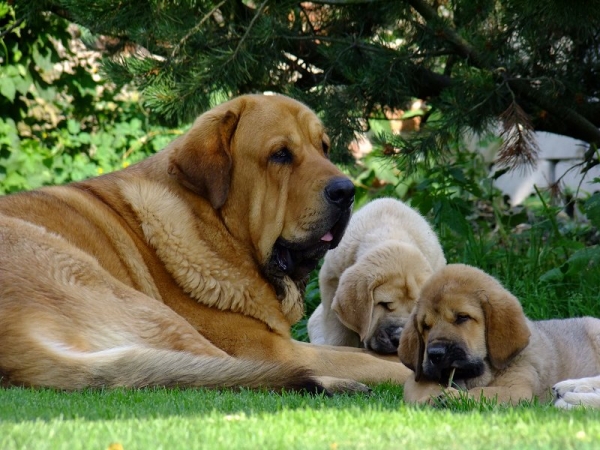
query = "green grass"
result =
(2, 384, 600, 450)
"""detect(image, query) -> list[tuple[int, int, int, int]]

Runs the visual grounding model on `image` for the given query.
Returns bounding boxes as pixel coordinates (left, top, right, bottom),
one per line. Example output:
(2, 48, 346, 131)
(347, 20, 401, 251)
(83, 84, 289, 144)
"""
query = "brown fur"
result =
(0, 94, 410, 393)
(399, 264, 600, 405)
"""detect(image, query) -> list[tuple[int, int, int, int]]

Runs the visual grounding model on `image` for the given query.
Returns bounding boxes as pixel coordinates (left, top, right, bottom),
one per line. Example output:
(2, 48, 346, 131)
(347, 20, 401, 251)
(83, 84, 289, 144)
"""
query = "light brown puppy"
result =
(399, 264, 600, 405)
(0, 94, 411, 393)
(308, 198, 446, 353)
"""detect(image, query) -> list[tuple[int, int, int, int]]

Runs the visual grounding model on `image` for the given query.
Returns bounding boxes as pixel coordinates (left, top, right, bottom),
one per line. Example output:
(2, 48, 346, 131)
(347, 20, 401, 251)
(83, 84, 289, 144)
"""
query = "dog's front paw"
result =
(429, 387, 462, 407)
(553, 377, 600, 409)
(314, 376, 372, 395)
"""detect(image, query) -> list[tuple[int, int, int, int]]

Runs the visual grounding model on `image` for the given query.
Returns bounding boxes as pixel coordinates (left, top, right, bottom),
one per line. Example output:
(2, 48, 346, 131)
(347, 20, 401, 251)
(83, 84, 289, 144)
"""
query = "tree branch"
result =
(405, 0, 600, 147)
(229, 0, 268, 62)
(309, 0, 390, 4)
(170, 1, 226, 60)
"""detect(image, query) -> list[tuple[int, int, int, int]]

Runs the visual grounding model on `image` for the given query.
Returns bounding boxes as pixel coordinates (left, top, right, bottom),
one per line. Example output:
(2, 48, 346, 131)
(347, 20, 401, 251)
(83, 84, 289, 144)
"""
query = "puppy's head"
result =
(398, 264, 530, 385)
(332, 242, 433, 354)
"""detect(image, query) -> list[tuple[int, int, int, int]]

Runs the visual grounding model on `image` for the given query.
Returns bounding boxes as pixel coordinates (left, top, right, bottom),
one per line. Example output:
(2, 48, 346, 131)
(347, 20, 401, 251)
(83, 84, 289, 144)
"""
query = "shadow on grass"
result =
(0, 383, 402, 422)
(3, 382, 587, 423)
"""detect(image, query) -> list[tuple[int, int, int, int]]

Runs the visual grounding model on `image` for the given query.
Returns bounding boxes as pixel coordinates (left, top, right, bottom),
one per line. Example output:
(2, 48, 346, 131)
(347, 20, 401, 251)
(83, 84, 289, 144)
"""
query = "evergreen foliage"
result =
(13, 0, 600, 164)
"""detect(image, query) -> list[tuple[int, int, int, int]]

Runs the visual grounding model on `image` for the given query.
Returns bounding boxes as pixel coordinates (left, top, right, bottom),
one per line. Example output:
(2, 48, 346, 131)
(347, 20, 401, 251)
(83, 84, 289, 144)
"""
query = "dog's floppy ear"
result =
(168, 104, 242, 209)
(398, 312, 424, 381)
(331, 264, 376, 342)
(480, 285, 531, 370)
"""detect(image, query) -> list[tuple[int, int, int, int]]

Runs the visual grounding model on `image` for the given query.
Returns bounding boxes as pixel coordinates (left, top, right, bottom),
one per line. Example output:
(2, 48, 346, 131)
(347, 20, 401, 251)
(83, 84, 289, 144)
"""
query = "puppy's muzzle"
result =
(423, 340, 485, 383)
(365, 324, 401, 354)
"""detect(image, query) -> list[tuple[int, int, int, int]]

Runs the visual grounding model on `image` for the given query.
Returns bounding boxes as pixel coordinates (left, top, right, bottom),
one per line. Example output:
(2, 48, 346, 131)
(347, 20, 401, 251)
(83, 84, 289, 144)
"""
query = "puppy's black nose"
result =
(324, 177, 355, 208)
(386, 325, 401, 349)
(427, 344, 446, 365)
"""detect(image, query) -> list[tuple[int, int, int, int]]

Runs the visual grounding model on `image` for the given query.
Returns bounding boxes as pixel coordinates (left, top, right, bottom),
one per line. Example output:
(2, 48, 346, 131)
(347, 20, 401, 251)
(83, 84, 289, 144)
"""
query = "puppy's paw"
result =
(553, 377, 599, 398)
(554, 391, 600, 409)
(430, 387, 461, 407)
(314, 376, 372, 395)
(553, 376, 600, 409)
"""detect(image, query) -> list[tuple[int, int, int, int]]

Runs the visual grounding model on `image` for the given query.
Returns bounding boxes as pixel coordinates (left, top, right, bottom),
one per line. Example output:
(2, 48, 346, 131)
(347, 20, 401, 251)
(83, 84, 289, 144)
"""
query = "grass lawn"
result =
(2, 383, 600, 450)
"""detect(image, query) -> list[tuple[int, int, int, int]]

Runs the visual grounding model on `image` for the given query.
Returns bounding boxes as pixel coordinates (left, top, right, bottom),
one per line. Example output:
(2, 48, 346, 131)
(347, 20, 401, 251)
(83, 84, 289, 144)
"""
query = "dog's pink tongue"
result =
(321, 231, 334, 242)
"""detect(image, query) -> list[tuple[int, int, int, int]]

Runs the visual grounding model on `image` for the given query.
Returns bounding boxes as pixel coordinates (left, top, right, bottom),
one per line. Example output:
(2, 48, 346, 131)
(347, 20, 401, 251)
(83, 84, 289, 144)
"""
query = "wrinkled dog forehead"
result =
(416, 288, 485, 326)
(235, 95, 326, 140)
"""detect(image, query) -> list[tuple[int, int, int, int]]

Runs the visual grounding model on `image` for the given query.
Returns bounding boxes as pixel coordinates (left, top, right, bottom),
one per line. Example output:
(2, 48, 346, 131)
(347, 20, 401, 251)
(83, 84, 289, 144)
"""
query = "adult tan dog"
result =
(0, 94, 410, 393)
(308, 198, 446, 354)
(399, 264, 600, 406)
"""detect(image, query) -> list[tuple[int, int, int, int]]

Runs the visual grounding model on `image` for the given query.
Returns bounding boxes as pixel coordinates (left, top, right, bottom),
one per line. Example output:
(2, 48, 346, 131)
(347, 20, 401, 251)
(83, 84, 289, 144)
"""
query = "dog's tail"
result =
(2, 340, 325, 394)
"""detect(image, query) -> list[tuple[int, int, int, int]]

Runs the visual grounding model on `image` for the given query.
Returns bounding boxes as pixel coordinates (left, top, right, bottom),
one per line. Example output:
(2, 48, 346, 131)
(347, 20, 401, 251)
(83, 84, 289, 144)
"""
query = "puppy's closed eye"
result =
(378, 302, 394, 312)
(455, 314, 471, 325)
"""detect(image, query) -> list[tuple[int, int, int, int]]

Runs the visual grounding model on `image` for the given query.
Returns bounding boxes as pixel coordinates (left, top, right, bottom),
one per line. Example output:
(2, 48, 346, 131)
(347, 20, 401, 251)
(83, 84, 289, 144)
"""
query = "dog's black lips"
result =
(424, 359, 486, 385)
(264, 205, 351, 298)
(273, 217, 346, 280)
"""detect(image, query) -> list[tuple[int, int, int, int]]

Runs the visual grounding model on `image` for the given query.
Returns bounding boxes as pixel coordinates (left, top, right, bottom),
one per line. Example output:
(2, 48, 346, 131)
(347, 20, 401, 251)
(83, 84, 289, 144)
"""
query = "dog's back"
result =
(530, 317, 600, 393)
(321, 198, 445, 288)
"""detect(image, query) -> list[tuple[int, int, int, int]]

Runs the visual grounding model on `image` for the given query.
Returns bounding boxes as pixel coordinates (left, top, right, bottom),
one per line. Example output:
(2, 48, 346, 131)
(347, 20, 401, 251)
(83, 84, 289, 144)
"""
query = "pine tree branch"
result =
(170, 1, 226, 61)
(405, 0, 486, 67)
(404, 0, 600, 148)
(230, 0, 268, 62)
(507, 78, 600, 147)
(309, 0, 389, 4)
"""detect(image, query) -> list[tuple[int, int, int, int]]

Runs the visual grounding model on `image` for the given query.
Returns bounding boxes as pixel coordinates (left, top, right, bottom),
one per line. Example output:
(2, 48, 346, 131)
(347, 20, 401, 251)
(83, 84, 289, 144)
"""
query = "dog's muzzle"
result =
(423, 340, 485, 384)
(365, 323, 402, 354)
(267, 177, 355, 282)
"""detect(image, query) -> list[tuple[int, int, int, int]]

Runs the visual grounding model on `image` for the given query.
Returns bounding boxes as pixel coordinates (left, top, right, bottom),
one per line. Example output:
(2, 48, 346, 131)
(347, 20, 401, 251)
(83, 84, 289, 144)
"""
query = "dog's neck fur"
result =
(119, 178, 304, 333)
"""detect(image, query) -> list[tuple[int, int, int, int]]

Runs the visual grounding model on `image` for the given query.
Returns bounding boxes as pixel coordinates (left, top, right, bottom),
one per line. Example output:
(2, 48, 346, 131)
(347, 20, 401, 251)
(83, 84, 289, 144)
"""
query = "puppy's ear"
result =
(398, 312, 424, 381)
(480, 284, 531, 370)
(331, 264, 375, 342)
(168, 105, 242, 209)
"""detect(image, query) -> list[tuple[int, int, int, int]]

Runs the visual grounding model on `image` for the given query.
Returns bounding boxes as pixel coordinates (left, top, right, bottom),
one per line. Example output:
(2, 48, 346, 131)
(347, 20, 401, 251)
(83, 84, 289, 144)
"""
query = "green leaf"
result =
(0, 77, 16, 102)
(67, 119, 81, 135)
(584, 193, 600, 228)
(539, 267, 564, 283)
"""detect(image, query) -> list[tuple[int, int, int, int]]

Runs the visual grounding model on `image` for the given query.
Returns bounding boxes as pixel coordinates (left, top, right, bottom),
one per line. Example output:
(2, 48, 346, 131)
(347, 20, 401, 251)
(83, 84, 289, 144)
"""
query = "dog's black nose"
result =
(324, 177, 355, 208)
(427, 344, 446, 365)
(386, 325, 401, 349)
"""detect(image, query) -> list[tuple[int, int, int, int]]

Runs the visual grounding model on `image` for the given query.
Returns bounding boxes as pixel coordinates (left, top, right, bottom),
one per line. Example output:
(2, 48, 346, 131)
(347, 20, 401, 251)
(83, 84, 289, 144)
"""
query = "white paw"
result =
(553, 376, 600, 399)
(554, 391, 600, 409)
(553, 376, 600, 409)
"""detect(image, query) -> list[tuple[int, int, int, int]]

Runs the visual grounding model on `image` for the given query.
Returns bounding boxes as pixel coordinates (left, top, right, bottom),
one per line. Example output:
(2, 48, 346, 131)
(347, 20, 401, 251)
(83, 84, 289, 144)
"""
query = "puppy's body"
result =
(0, 94, 411, 392)
(399, 264, 600, 406)
(308, 198, 445, 354)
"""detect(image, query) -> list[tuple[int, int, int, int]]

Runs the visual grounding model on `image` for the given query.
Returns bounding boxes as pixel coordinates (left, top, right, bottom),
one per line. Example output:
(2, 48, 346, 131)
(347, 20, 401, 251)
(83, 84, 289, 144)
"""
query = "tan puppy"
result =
(308, 198, 446, 354)
(399, 264, 600, 406)
(0, 94, 411, 393)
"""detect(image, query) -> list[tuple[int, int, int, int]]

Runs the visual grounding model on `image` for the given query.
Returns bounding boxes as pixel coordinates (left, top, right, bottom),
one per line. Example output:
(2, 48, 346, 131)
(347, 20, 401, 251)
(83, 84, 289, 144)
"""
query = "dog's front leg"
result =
(402, 374, 447, 404)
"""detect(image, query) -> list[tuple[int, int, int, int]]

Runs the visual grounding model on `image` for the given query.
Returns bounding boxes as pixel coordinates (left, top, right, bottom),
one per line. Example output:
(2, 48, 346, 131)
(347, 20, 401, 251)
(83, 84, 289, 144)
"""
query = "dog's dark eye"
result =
(455, 314, 471, 325)
(322, 140, 330, 157)
(379, 302, 394, 312)
(270, 148, 293, 164)
(421, 322, 431, 332)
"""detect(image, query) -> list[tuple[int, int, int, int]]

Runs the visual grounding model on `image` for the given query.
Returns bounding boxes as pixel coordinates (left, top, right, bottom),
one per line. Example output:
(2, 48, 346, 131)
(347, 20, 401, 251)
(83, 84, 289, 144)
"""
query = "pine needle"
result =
(496, 101, 540, 172)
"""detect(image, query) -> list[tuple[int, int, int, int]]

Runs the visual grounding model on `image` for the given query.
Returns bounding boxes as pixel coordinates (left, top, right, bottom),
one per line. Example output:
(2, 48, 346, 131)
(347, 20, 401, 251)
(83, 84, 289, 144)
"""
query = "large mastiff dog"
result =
(0, 94, 410, 393)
